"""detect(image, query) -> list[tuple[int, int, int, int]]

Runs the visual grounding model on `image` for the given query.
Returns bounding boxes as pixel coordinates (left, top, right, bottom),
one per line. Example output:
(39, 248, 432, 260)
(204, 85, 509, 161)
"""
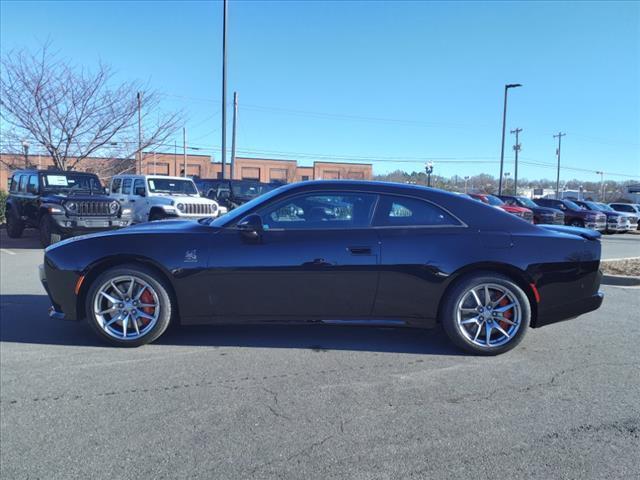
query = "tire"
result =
(5, 208, 25, 238)
(85, 264, 173, 347)
(149, 210, 165, 221)
(441, 272, 530, 355)
(569, 219, 583, 228)
(39, 215, 55, 248)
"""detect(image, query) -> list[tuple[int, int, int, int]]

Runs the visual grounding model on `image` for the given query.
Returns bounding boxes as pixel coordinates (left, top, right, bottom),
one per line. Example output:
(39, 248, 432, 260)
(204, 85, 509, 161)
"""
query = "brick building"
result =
(1, 152, 372, 190)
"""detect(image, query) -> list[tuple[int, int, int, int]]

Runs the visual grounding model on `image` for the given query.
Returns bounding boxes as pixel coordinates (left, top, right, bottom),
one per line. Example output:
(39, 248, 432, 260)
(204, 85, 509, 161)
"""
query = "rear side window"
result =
(111, 178, 122, 194)
(18, 175, 28, 193)
(374, 195, 461, 227)
(122, 178, 132, 195)
(10, 174, 21, 192)
(133, 179, 145, 195)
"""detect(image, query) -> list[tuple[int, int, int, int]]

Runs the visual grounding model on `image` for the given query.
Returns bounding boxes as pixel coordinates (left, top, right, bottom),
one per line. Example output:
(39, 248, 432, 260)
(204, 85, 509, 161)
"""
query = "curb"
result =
(601, 274, 640, 287)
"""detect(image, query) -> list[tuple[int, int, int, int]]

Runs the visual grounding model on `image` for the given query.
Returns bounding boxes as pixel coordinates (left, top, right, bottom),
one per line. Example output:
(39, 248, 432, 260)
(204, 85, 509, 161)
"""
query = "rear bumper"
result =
(534, 291, 604, 328)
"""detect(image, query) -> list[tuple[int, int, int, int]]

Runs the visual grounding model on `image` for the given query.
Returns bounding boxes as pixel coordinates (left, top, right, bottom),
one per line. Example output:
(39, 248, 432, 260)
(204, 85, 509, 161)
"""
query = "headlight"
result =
(177, 203, 185, 212)
(109, 201, 119, 214)
(121, 208, 132, 216)
(210, 204, 217, 213)
(65, 201, 77, 212)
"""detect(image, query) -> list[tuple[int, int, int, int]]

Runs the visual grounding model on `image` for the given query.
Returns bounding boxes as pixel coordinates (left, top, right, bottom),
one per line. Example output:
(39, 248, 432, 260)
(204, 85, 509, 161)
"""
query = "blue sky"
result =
(1, 0, 638, 181)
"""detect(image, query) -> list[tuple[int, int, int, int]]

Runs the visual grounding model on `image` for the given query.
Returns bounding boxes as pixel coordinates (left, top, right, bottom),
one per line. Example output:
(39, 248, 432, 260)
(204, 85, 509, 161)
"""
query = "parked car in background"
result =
(5, 169, 132, 247)
(573, 200, 630, 233)
(498, 195, 564, 225)
(534, 198, 606, 232)
(609, 203, 640, 230)
(110, 175, 222, 223)
(194, 178, 277, 211)
(468, 193, 534, 223)
(40, 180, 604, 354)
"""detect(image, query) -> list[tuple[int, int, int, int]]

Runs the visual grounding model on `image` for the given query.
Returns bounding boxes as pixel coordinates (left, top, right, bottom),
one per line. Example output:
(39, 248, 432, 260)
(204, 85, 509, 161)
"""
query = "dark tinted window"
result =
(10, 174, 21, 192)
(260, 193, 377, 230)
(18, 175, 28, 192)
(122, 178, 133, 195)
(133, 179, 145, 195)
(27, 175, 38, 193)
(374, 195, 461, 227)
(612, 204, 634, 212)
(111, 178, 122, 194)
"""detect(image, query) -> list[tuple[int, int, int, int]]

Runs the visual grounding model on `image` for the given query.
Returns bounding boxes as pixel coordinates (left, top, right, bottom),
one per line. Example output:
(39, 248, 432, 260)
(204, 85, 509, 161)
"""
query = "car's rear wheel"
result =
(441, 273, 530, 355)
(86, 265, 173, 347)
(5, 209, 24, 238)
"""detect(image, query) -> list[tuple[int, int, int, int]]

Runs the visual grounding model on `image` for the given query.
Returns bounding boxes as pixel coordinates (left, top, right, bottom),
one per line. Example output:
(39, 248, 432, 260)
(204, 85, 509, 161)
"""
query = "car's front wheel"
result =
(5, 208, 25, 238)
(86, 265, 173, 347)
(441, 273, 530, 355)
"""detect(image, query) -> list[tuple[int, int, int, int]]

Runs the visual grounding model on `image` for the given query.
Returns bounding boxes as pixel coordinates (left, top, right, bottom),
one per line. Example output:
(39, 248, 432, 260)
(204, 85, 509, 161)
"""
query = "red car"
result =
(468, 193, 534, 223)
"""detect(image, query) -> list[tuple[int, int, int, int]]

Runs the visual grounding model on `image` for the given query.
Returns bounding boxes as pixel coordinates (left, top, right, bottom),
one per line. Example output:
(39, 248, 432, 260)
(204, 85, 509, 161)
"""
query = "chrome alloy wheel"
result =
(455, 283, 522, 348)
(93, 275, 160, 341)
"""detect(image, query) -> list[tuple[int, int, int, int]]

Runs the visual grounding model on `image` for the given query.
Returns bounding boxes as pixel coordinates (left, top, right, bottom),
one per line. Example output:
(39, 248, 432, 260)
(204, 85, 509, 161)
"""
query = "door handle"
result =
(348, 246, 372, 255)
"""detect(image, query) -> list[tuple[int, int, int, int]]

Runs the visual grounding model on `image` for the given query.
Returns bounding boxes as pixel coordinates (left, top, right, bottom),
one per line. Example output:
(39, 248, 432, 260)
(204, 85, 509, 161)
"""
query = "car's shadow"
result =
(0, 229, 42, 250)
(0, 294, 462, 355)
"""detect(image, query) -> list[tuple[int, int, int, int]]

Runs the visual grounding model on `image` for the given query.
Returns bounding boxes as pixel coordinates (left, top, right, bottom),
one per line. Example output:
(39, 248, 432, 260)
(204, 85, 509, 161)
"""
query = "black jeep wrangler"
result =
(5, 169, 132, 247)
(193, 178, 277, 210)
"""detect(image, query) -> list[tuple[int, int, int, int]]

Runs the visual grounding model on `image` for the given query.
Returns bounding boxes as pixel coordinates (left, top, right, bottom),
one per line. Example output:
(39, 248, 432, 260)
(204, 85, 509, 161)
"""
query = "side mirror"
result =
(135, 187, 146, 197)
(237, 214, 263, 241)
(104, 187, 110, 194)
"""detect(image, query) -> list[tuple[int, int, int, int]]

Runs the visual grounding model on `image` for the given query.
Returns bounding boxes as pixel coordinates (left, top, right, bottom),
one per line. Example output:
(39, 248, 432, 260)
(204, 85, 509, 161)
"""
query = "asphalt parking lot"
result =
(1, 229, 639, 479)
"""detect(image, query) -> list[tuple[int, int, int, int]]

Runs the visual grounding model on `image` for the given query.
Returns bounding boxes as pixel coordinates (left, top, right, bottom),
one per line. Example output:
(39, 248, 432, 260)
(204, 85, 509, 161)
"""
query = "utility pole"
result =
(221, 0, 228, 179)
(498, 83, 522, 195)
(183, 127, 187, 178)
(553, 132, 566, 199)
(137, 92, 142, 173)
(21, 140, 29, 168)
(174, 140, 177, 175)
(231, 91, 238, 180)
(153, 151, 157, 175)
(511, 128, 522, 195)
(464, 176, 470, 193)
(596, 170, 604, 201)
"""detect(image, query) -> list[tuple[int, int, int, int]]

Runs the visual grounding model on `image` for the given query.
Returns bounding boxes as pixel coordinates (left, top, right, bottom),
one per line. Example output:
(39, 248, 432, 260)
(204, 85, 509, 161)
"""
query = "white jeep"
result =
(109, 175, 226, 223)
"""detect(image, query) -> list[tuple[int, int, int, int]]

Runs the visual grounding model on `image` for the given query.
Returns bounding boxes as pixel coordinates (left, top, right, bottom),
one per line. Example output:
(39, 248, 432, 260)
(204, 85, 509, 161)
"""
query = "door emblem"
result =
(184, 249, 198, 263)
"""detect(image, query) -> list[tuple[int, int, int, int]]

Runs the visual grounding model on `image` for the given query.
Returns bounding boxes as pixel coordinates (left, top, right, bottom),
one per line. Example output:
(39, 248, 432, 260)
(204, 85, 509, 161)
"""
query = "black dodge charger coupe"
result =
(40, 181, 604, 354)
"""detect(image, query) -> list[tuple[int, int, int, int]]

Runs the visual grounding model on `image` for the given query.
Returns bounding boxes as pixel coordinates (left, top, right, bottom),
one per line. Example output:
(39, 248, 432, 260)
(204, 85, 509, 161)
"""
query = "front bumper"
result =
(607, 222, 629, 232)
(39, 264, 72, 321)
(52, 214, 132, 232)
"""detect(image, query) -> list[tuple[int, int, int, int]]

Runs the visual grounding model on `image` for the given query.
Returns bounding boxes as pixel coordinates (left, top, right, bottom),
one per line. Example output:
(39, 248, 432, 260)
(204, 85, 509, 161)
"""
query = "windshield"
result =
(485, 195, 504, 206)
(563, 200, 582, 210)
(208, 184, 289, 227)
(232, 183, 276, 198)
(41, 173, 102, 192)
(517, 197, 538, 208)
(147, 178, 198, 195)
(597, 203, 614, 212)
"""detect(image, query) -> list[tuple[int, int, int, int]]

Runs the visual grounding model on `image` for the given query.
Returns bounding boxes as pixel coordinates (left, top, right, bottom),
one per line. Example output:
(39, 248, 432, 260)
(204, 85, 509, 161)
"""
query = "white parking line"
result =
(601, 256, 640, 262)
(0, 248, 16, 255)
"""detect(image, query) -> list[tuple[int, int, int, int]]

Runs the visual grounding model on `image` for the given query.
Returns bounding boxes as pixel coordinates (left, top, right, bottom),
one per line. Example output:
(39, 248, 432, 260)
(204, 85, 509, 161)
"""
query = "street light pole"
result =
(503, 172, 511, 194)
(464, 175, 470, 193)
(498, 83, 522, 196)
(21, 140, 29, 168)
(511, 128, 522, 195)
(221, 0, 228, 179)
(425, 162, 434, 187)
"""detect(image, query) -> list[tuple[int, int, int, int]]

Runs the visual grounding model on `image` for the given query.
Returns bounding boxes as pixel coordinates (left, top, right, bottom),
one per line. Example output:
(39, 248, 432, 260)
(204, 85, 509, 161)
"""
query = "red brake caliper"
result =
(499, 297, 512, 330)
(139, 288, 155, 326)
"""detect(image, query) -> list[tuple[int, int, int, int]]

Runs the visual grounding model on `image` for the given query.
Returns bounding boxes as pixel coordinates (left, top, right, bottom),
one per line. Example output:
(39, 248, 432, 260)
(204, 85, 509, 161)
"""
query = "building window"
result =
(301, 175, 310, 181)
(270, 168, 287, 183)
(347, 171, 365, 180)
(322, 170, 340, 180)
(242, 167, 260, 181)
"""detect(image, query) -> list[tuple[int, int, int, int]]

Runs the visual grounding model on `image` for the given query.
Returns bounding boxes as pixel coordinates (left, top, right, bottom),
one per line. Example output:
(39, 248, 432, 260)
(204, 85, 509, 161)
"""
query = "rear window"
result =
(18, 175, 28, 192)
(374, 195, 461, 227)
(111, 178, 122, 194)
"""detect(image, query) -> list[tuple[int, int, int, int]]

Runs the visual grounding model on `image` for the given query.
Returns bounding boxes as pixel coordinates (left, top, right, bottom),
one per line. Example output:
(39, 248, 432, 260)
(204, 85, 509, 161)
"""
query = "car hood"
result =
(45, 219, 215, 252)
(540, 224, 602, 241)
(42, 193, 113, 202)
(500, 205, 531, 213)
(531, 206, 562, 215)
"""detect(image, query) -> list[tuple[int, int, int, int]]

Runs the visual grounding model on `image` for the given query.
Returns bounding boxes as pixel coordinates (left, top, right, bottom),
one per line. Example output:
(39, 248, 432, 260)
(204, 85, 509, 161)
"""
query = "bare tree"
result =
(0, 42, 181, 171)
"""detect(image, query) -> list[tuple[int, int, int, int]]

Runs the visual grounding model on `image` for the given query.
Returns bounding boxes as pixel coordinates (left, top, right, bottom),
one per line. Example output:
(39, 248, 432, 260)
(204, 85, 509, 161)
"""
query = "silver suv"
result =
(110, 175, 224, 223)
